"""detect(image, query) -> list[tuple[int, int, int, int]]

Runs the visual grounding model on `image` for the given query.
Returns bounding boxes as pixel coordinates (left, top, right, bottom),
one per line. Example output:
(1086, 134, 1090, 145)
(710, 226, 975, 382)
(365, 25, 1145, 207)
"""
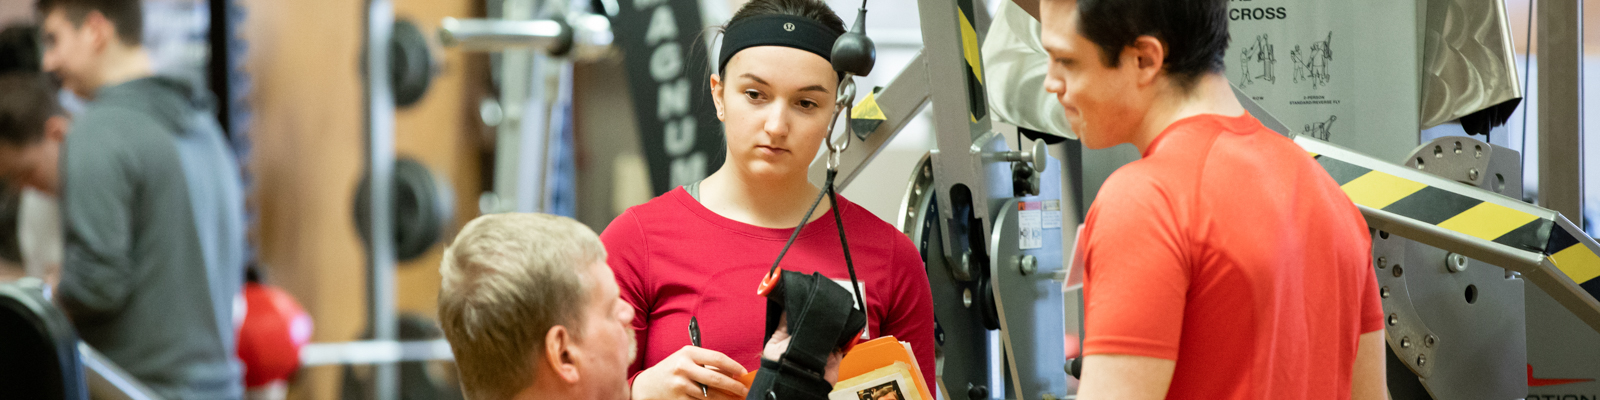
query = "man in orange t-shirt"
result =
(1034, 0, 1387, 398)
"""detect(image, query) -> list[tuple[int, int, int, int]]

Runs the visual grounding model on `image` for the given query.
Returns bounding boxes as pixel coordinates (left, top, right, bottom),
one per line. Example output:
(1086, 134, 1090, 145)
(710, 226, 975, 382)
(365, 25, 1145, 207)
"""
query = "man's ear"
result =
(710, 73, 726, 121)
(45, 116, 69, 143)
(83, 11, 115, 51)
(544, 326, 581, 384)
(1128, 36, 1167, 87)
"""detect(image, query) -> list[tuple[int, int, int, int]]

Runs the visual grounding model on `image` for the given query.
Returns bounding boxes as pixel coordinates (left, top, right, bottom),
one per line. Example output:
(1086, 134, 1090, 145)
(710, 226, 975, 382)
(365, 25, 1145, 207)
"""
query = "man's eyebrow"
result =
(798, 85, 829, 93)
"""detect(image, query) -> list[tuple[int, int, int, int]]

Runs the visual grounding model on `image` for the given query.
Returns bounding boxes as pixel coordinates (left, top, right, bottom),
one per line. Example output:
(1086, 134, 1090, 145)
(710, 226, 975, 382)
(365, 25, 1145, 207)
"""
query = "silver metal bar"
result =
(1528, 260, 1600, 333)
(1297, 137, 1556, 227)
(516, 54, 552, 213)
(1296, 137, 1600, 333)
(920, 0, 998, 267)
(1354, 203, 1547, 272)
(1538, 214, 1600, 331)
(489, 0, 541, 214)
(542, 60, 576, 212)
(814, 51, 931, 191)
(1231, 82, 1290, 135)
(1536, 0, 1583, 227)
(80, 343, 160, 400)
(363, 0, 399, 397)
(439, 17, 566, 52)
(300, 340, 456, 366)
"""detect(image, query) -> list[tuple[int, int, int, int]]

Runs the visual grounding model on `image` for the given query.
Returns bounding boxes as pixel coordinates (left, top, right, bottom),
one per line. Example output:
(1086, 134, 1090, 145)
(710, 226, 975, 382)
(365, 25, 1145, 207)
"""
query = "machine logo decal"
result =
(1528, 364, 1595, 387)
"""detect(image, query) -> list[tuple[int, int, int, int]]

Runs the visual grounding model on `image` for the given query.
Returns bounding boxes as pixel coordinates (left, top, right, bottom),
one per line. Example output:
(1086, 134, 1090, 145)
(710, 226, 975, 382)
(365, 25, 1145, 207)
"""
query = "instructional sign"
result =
(1224, 0, 1420, 162)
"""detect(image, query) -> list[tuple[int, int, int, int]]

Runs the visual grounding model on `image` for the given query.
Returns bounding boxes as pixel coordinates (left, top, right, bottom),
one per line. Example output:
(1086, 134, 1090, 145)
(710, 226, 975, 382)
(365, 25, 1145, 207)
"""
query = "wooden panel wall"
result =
(241, 0, 483, 397)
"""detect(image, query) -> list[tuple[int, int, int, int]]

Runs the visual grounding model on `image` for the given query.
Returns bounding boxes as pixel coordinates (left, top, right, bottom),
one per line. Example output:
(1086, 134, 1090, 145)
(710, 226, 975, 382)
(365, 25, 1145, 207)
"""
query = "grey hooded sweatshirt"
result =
(57, 76, 246, 399)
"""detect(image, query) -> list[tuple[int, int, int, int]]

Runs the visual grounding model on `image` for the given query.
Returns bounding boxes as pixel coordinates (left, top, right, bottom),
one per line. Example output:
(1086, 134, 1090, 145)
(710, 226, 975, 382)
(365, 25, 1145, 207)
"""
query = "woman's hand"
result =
(632, 346, 750, 400)
(760, 313, 845, 385)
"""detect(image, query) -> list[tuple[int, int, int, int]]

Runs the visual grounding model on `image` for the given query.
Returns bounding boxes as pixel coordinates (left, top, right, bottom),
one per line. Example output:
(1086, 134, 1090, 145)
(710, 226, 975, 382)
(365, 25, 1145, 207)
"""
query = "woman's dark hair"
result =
(712, 0, 847, 78)
(1076, 0, 1229, 91)
(728, 0, 846, 37)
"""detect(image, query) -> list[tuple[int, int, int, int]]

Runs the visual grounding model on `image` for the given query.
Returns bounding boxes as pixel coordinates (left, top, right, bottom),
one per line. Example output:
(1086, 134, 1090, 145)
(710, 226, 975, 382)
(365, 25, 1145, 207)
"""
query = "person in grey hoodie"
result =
(0, 0, 247, 398)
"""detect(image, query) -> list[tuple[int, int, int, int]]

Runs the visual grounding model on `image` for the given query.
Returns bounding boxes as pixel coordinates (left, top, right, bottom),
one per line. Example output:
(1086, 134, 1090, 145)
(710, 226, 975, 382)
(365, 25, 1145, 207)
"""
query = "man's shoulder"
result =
(61, 110, 155, 167)
(73, 104, 162, 137)
(1086, 117, 1275, 222)
(1092, 157, 1193, 218)
(80, 76, 213, 140)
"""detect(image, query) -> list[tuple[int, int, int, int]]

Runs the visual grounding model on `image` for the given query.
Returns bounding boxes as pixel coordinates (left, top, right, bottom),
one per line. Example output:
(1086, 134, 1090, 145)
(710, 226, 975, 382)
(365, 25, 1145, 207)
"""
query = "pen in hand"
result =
(689, 317, 708, 399)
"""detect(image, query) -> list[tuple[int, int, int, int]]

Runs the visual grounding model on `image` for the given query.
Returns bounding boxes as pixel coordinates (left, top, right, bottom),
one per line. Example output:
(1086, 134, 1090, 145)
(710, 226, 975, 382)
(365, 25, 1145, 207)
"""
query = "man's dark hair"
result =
(0, 24, 42, 74)
(1076, 0, 1229, 90)
(0, 72, 64, 146)
(36, 0, 143, 46)
(727, 0, 846, 37)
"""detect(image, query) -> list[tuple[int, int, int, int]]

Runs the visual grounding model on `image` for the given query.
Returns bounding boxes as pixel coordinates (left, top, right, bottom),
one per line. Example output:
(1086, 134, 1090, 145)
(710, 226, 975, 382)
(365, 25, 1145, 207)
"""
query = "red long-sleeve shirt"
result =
(600, 187, 936, 387)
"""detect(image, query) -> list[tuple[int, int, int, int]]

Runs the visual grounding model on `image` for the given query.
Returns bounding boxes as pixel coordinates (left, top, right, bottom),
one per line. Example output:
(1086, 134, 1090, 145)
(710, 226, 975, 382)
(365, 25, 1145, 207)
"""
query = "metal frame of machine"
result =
(1299, 137, 1600, 332)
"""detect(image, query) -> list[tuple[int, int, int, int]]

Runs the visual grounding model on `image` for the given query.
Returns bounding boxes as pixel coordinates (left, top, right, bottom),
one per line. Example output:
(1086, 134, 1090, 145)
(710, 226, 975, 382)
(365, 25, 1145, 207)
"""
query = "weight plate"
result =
(391, 18, 434, 108)
(354, 157, 456, 262)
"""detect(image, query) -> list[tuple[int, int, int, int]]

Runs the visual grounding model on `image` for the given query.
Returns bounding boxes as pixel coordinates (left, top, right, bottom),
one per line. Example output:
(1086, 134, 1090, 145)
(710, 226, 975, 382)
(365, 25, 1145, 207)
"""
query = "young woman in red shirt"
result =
(599, 0, 935, 399)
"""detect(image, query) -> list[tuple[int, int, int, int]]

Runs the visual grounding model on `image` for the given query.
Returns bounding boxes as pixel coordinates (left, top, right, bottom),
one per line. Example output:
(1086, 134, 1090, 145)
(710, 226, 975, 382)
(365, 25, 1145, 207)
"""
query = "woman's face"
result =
(712, 45, 838, 182)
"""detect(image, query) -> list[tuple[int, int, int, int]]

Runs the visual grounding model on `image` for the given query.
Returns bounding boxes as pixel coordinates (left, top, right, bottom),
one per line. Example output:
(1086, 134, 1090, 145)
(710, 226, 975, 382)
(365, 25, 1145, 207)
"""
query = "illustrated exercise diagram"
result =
(1238, 34, 1276, 86)
(1291, 31, 1333, 89)
(1304, 115, 1336, 141)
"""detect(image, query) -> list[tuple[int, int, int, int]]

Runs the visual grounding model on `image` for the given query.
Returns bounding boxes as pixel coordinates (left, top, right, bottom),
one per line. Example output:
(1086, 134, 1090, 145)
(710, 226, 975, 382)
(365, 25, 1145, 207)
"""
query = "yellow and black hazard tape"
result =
(1548, 227, 1600, 296)
(956, 0, 986, 123)
(1314, 154, 1549, 250)
(1310, 152, 1600, 299)
(850, 86, 886, 135)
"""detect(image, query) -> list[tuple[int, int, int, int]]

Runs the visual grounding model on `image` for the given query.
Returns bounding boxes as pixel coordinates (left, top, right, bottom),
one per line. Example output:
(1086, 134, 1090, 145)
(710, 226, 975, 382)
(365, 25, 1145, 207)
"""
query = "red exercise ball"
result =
(236, 282, 314, 388)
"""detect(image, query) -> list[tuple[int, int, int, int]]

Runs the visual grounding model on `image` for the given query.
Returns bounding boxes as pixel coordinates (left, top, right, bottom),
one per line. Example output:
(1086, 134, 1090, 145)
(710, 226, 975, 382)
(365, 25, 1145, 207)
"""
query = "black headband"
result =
(718, 15, 843, 79)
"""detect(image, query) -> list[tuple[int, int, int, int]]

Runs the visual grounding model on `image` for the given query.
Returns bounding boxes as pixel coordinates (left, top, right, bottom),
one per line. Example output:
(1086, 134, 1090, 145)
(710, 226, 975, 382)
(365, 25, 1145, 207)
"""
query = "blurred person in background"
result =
(0, 0, 249, 397)
(0, 23, 64, 286)
(0, 181, 21, 279)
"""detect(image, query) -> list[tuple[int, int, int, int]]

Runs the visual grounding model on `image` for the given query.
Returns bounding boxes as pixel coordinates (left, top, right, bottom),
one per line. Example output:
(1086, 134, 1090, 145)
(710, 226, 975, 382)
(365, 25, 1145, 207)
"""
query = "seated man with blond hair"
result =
(438, 213, 638, 400)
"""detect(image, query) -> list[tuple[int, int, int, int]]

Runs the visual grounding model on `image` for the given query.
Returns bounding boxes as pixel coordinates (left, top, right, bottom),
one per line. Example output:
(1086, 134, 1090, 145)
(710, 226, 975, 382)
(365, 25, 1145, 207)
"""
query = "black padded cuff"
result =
(747, 358, 832, 400)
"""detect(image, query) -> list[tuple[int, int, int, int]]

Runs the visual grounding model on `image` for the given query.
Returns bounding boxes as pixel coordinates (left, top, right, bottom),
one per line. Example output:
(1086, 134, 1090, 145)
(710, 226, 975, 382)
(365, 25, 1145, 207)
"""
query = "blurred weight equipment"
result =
(354, 157, 456, 262)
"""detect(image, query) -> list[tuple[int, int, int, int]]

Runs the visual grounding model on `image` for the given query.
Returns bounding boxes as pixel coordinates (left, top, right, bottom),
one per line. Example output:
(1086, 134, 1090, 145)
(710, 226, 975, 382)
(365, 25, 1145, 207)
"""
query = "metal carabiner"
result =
(826, 74, 858, 170)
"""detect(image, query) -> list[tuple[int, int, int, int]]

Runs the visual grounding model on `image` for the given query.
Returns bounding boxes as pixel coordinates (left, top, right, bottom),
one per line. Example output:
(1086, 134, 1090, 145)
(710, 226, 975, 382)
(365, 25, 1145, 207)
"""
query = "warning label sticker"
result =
(1020, 209, 1043, 250)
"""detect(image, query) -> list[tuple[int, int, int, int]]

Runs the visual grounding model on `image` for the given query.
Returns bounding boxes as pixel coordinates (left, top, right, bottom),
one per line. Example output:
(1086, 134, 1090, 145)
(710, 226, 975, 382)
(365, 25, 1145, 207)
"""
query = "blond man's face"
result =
(572, 260, 637, 400)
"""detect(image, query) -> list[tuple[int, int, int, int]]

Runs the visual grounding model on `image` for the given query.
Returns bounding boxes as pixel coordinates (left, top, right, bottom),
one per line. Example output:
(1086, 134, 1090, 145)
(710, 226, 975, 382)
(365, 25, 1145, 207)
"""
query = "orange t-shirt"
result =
(1080, 113, 1383, 398)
